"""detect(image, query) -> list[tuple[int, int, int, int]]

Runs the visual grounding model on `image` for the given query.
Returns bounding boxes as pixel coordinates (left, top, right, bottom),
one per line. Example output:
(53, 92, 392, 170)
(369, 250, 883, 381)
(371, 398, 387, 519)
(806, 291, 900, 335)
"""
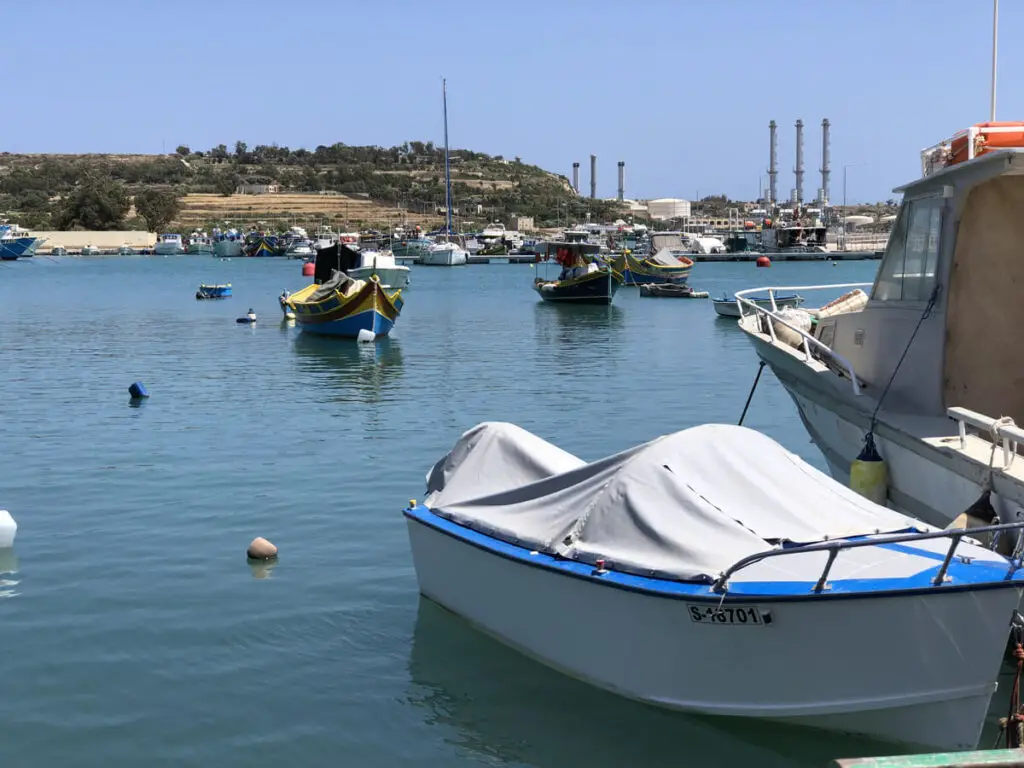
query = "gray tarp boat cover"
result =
(423, 422, 934, 582)
(648, 247, 686, 266)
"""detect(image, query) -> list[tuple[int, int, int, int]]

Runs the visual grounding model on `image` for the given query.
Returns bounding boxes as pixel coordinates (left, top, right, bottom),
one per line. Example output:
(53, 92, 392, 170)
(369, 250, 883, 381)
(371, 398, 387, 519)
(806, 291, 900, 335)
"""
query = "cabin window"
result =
(872, 196, 942, 302)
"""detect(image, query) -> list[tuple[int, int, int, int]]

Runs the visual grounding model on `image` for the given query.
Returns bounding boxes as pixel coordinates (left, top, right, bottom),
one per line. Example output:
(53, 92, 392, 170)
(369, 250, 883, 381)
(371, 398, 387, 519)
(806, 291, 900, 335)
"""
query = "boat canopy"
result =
(424, 422, 934, 582)
(313, 241, 361, 284)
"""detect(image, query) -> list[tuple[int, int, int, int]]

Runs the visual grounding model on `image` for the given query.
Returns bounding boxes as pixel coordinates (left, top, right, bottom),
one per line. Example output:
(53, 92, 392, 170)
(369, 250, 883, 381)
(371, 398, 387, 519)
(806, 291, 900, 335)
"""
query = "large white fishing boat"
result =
(734, 122, 1024, 529)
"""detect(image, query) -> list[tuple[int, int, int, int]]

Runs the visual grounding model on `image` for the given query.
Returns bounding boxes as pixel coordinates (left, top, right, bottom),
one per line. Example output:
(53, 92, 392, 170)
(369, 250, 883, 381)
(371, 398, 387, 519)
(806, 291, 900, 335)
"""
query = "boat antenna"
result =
(991, 0, 999, 121)
(443, 77, 453, 239)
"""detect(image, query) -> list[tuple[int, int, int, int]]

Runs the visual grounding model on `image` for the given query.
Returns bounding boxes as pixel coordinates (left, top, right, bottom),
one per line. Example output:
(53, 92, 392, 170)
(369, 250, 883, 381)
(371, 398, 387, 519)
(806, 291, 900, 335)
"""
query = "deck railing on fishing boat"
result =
(735, 283, 872, 396)
(712, 519, 1024, 595)
(947, 407, 1024, 468)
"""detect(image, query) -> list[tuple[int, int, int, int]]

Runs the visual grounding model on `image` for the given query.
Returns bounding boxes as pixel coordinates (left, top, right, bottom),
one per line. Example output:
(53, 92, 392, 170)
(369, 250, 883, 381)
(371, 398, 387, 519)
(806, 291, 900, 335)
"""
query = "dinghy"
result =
(405, 422, 1024, 752)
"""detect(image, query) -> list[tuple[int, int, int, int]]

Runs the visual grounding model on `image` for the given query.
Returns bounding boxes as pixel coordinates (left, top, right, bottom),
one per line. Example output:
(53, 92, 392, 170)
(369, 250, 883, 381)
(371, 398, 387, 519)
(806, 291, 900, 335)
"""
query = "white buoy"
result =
(0, 510, 17, 548)
(357, 329, 375, 343)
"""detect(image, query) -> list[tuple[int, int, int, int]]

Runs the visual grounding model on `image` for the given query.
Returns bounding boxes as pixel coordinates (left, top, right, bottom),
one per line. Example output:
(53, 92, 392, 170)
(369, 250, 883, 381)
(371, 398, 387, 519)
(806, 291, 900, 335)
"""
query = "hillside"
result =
(0, 143, 625, 233)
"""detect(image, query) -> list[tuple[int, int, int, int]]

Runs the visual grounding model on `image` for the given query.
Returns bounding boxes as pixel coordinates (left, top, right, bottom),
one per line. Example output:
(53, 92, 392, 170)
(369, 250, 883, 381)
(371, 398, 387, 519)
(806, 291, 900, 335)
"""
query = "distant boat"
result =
(245, 233, 279, 258)
(0, 224, 37, 260)
(196, 283, 232, 299)
(117, 244, 135, 256)
(612, 248, 693, 286)
(423, 77, 469, 267)
(187, 234, 214, 255)
(422, 240, 468, 266)
(154, 234, 184, 255)
(213, 229, 244, 258)
(533, 241, 621, 305)
(51, 246, 67, 257)
(348, 248, 411, 290)
(285, 238, 316, 259)
(711, 293, 804, 318)
(81, 244, 101, 256)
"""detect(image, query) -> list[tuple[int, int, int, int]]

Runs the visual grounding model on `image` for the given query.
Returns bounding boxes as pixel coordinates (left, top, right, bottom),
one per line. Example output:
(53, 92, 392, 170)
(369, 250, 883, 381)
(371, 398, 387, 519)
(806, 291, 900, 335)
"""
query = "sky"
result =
(6, 0, 1016, 204)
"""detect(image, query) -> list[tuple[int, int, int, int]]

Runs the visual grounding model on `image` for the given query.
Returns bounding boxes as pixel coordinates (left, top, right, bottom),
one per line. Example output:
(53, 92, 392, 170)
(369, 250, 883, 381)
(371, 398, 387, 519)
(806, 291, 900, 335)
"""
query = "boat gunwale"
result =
(405, 505, 1024, 603)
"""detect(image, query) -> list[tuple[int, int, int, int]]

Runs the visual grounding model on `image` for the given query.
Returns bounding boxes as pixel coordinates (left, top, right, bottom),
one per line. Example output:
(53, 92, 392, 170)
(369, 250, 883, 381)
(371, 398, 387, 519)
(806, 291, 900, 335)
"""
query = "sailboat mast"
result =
(443, 78, 452, 236)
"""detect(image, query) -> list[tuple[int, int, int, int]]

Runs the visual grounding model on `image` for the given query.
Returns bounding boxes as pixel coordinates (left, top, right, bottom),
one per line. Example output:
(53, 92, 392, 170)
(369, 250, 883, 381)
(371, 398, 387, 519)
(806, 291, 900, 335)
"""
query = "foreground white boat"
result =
(406, 421, 1024, 751)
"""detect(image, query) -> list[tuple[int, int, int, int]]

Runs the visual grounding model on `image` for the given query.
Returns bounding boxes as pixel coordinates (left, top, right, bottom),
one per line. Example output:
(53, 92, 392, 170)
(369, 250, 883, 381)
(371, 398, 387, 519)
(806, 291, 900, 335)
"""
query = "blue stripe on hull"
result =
(296, 308, 395, 338)
(0, 238, 34, 260)
(622, 268, 690, 286)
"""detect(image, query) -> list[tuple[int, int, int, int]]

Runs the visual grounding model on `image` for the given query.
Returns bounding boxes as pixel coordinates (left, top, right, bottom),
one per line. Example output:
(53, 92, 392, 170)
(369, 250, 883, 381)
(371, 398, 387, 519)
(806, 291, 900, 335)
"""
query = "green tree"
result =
(55, 180, 131, 230)
(234, 140, 248, 159)
(214, 172, 240, 196)
(175, 145, 191, 156)
(134, 188, 181, 232)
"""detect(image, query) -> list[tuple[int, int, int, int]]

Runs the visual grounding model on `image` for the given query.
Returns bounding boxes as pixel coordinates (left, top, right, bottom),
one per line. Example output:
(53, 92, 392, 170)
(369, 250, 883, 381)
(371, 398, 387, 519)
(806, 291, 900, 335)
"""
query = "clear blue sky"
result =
(9, 0, 1016, 203)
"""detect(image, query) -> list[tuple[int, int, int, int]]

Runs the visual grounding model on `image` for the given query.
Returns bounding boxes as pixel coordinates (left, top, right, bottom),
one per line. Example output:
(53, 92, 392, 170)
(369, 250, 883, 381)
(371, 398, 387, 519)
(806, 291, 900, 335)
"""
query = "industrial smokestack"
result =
(617, 161, 624, 201)
(590, 154, 597, 199)
(572, 162, 580, 193)
(795, 119, 805, 205)
(820, 118, 831, 206)
(768, 120, 778, 206)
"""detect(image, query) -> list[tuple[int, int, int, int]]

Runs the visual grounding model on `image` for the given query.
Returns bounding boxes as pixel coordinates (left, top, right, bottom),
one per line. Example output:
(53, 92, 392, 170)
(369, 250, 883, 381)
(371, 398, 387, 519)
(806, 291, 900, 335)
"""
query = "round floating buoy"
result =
(357, 328, 375, 343)
(302, 262, 315, 277)
(128, 381, 149, 399)
(850, 432, 888, 505)
(756, 255, 771, 268)
(0, 509, 17, 548)
(247, 537, 278, 561)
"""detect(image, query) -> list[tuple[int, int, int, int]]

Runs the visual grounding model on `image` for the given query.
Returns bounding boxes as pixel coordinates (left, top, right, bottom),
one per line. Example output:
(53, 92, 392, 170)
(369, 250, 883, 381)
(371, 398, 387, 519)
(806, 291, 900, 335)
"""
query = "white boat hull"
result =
(406, 513, 1020, 751)
(154, 243, 184, 255)
(745, 331, 1002, 528)
(347, 265, 410, 290)
(421, 246, 468, 266)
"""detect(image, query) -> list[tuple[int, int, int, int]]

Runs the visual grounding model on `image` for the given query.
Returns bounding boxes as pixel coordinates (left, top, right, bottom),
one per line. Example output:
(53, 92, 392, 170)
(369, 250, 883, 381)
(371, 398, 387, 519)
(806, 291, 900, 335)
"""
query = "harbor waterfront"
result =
(0, 255, 1017, 766)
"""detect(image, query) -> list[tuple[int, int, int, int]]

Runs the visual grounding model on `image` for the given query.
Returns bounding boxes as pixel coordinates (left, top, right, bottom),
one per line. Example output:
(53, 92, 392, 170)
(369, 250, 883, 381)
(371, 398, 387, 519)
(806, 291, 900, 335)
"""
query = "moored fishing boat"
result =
(285, 241, 403, 338)
(81, 244, 101, 256)
(245, 233, 280, 258)
(186, 233, 215, 255)
(534, 241, 620, 304)
(0, 224, 39, 260)
(612, 247, 693, 286)
(154, 233, 184, 255)
(195, 283, 232, 299)
(735, 122, 1024, 528)
(406, 421, 1024, 752)
(713, 292, 803, 317)
(213, 229, 244, 258)
(347, 248, 411, 289)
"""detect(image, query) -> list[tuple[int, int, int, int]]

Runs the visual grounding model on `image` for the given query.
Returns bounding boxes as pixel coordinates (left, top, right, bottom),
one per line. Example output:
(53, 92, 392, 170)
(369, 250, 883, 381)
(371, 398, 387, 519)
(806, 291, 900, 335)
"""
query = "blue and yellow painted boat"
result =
(245, 234, 280, 258)
(196, 283, 232, 299)
(611, 249, 693, 285)
(286, 273, 403, 338)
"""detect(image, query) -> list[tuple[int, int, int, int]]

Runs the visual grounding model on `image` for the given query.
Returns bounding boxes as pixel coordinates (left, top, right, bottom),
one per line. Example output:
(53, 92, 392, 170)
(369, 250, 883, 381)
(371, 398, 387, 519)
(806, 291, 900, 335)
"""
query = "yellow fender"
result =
(850, 432, 888, 506)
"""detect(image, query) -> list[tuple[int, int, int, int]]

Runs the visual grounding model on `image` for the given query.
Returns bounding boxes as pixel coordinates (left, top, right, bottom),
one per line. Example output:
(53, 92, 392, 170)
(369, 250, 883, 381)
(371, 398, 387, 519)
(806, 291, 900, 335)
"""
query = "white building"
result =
(646, 198, 691, 220)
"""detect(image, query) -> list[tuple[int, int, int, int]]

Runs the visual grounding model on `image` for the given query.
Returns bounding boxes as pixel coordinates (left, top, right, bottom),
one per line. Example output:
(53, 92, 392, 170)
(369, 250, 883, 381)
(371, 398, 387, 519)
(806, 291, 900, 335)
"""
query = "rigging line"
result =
(738, 361, 766, 426)
(868, 283, 941, 434)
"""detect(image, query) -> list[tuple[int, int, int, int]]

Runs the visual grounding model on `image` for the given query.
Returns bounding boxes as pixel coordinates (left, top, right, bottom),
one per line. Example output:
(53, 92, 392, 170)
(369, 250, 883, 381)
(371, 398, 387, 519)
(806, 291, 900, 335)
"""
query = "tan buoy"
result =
(247, 537, 278, 561)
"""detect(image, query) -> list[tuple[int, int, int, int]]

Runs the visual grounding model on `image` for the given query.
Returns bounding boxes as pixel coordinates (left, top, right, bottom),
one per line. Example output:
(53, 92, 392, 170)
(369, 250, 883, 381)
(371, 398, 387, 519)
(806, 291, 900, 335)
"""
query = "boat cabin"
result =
(814, 147, 1024, 421)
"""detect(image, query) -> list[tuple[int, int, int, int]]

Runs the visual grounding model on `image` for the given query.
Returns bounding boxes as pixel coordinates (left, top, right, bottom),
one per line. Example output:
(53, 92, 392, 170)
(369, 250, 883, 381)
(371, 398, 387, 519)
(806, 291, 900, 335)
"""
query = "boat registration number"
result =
(687, 605, 773, 626)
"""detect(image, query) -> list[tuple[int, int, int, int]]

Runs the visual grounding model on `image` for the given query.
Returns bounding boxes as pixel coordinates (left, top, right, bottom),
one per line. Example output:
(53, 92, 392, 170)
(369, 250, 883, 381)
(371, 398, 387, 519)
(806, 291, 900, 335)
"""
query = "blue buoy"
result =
(128, 381, 149, 399)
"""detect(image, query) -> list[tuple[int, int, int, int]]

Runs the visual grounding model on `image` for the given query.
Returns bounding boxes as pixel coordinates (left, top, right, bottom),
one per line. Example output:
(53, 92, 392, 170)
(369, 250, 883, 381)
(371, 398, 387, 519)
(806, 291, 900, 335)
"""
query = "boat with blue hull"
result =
(245, 234, 280, 258)
(534, 241, 621, 304)
(406, 421, 1024, 753)
(712, 292, 803, 318)
(195, 283, 232, 299)
(0, 225, 37, 260)
(285, 241, 403, 338)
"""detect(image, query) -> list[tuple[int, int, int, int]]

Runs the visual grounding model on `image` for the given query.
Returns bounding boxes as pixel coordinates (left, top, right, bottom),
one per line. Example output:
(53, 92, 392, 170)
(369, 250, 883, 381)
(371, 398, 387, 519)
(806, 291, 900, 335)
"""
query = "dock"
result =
(831, 750, 1024, 767)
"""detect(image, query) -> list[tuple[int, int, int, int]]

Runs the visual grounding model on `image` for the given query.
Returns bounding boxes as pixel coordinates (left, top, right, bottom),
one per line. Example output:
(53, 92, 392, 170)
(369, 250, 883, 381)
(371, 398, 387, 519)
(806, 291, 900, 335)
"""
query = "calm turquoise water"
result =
(1, 254, 986, 766)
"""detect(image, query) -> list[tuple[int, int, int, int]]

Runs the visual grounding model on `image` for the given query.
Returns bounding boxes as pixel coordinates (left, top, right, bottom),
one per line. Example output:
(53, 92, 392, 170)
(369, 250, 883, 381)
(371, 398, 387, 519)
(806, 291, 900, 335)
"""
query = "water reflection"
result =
(406, 598, 883, 768)
(0, 549, 19, 599)
(291, 334, 404, 404)
(532, 302, 625, 361)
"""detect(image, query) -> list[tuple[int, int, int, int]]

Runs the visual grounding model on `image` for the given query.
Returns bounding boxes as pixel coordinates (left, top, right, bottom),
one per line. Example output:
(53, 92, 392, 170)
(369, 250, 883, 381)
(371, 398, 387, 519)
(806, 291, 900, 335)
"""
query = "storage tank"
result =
(646, 198, 692, 220)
